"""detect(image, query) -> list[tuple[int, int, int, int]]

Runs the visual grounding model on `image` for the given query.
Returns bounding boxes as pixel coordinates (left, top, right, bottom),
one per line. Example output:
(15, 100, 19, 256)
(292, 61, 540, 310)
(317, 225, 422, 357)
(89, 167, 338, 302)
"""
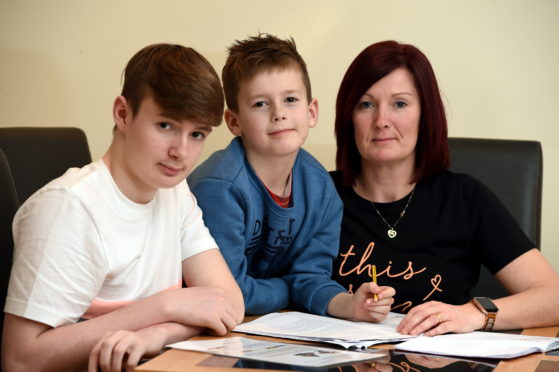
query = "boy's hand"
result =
(351, 282, 395, 322)
(165, 287, 239, 335)
(88, 323, 202, 372)
(88, 327, 167, 372)
(327, 283, 395, 322)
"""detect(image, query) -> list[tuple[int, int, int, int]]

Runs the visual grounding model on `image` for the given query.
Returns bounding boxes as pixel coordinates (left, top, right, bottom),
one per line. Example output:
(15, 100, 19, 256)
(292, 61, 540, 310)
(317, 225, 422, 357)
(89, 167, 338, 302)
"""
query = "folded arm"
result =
(2, 292, 204, 372)
(3, 249, 243, 372)
(182, 248, 245, 324)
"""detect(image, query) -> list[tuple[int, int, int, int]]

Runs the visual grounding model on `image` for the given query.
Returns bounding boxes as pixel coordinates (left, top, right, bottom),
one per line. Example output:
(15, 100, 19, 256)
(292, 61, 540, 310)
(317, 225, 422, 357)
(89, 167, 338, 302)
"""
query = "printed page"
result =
(233, 311, 413, 348)
(395, 331, 559, 359)
(168, 336, 387, 368)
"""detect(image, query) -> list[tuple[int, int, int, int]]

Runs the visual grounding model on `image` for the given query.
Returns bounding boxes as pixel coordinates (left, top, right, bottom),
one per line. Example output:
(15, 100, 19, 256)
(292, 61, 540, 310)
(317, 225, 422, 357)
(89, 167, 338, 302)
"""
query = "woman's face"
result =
(352, 67, 421, 170)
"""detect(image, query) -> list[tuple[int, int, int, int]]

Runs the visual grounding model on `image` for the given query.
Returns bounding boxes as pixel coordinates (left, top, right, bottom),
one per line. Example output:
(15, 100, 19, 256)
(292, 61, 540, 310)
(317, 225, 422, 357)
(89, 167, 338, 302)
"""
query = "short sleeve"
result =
(6, 189, 107, 327)
(179, 183, 218, 261)
(464, 175, 534, 274)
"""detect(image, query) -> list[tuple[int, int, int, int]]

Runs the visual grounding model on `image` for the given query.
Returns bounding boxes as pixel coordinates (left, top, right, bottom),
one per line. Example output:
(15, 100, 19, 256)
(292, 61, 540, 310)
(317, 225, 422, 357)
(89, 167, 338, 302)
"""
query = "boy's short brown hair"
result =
(121, 43, 224, 127)
(222, 33, 312, 112)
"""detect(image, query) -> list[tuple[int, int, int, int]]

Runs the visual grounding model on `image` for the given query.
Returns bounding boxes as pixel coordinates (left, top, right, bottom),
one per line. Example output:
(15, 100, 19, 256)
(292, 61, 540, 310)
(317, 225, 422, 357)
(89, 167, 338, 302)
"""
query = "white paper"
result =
(167, 336, 386, 368)
(233, 311, 413, 349)
(395, 331, 559, 359)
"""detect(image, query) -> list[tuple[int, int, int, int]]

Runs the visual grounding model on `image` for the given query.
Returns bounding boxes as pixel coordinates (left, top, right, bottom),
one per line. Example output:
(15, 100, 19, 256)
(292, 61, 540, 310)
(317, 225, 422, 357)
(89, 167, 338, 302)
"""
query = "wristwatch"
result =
(472, 297, 499, 331)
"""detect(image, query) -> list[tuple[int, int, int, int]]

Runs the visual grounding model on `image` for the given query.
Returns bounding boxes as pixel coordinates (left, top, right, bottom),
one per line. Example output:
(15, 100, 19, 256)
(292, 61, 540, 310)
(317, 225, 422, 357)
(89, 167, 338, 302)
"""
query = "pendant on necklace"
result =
(387, 229, 397, 239)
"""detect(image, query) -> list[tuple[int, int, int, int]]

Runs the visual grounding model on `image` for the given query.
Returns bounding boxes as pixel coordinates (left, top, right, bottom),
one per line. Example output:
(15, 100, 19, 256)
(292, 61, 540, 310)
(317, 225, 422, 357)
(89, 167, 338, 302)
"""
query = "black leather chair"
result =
(0, 148, 20, 365)
(448, 137, 543, 299)
(0, 127, 92, 204)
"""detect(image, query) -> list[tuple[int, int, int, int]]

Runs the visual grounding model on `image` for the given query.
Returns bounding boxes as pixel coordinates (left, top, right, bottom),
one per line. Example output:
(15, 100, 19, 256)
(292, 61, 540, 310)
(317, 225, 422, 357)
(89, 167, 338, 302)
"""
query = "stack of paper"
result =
(168, 336, 387, 368)
(395, 331, 559, 359)
(233, 311, 414, 349)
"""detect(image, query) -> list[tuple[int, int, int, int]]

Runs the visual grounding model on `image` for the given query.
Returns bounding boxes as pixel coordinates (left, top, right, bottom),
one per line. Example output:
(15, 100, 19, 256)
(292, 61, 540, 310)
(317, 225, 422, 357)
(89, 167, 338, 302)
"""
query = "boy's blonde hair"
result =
(222, 33, 312, 112)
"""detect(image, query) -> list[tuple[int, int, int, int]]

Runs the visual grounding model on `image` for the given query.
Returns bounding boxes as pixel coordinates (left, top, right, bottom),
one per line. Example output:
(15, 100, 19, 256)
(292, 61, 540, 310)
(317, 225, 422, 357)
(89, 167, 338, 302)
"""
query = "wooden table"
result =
(136, 325, 559, 372)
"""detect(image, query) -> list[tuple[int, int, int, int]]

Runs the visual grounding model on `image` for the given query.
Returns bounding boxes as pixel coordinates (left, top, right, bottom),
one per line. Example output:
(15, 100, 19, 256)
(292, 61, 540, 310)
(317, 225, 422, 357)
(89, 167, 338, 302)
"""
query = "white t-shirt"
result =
(5, 159, 217, 327)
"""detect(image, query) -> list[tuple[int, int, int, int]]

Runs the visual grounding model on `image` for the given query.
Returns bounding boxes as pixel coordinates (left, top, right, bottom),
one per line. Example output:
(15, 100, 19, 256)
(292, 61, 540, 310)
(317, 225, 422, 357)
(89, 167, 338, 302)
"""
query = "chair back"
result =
(0, 127, 92, 204)
(448, 137, 543, 298)
(0, 148, 20, 362)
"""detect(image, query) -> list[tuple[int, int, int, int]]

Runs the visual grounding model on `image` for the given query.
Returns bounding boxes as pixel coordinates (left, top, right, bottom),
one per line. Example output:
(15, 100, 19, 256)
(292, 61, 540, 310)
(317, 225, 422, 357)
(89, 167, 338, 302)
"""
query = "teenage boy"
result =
(2, 44, 244, 372)
(188, 34, 394, 321)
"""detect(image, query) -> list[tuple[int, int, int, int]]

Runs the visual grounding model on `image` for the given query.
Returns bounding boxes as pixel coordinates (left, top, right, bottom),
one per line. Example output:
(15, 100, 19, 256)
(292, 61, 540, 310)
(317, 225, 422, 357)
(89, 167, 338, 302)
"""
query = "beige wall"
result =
(1, 0, 558, 271)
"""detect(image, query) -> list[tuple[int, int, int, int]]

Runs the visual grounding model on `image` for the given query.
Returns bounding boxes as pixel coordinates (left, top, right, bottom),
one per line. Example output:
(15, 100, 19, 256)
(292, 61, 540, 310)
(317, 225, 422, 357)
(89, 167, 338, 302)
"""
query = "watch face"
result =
(476, 297, 499, 312)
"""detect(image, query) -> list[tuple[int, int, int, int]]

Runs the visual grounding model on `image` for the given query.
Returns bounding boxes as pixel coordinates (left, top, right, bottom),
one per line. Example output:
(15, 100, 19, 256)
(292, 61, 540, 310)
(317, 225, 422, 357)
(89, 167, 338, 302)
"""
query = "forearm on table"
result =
(493, 284, 559, 330)
(491, 249, 559, 330)
(243, 277, 290, 314)
(141, 322, 203, 351)
(2, 290, 184, 371)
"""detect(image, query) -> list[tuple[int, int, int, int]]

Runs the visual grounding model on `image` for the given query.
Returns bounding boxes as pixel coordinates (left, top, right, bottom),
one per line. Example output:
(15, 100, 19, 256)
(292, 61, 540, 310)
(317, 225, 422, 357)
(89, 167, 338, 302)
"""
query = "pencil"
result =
(370, 264, 379, 302)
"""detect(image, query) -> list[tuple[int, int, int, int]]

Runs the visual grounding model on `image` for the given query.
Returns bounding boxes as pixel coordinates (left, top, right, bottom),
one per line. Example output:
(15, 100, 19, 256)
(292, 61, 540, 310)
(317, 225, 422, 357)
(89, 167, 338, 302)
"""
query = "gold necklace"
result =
(370, 187, 415, 239)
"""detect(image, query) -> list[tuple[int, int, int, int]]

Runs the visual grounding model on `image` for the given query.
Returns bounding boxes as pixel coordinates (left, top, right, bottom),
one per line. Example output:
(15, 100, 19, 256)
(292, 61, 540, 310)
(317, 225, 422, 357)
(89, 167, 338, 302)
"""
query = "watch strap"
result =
(472, 297, 498, 331)
(483, 312, 497, 331)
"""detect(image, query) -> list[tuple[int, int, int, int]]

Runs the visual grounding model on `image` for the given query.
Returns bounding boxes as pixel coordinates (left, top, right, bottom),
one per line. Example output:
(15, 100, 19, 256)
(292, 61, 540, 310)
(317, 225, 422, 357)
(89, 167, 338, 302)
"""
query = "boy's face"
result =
(112, 95, 212, 203)
(225, 67, 318, 160)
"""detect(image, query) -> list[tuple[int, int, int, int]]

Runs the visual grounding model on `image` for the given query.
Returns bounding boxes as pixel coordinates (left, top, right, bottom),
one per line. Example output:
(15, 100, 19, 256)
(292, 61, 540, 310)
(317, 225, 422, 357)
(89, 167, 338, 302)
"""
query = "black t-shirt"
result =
(330, 170, 533, 313)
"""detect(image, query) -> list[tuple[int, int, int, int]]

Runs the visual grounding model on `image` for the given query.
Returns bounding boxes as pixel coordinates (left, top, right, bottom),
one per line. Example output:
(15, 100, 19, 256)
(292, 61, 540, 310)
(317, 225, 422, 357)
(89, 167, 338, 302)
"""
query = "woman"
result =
(330, 40, 559, 336)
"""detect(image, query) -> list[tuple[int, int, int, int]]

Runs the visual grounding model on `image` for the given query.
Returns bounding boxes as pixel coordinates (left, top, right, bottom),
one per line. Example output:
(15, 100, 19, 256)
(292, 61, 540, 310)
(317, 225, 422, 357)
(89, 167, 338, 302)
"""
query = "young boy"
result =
(2, 44, 244, 372)
(188, 34, 394, 321)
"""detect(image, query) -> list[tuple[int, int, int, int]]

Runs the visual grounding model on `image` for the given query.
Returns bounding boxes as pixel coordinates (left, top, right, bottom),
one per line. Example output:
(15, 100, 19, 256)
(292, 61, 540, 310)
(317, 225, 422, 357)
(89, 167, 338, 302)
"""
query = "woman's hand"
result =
(352, 282, 395, 322)
(397, 300, 485, 336)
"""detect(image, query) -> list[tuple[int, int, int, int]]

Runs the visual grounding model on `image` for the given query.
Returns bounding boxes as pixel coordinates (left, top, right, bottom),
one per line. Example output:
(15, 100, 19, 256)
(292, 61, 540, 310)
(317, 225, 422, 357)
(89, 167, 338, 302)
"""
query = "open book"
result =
(233, 311, 413, 349)
(395, 331, 559, 359)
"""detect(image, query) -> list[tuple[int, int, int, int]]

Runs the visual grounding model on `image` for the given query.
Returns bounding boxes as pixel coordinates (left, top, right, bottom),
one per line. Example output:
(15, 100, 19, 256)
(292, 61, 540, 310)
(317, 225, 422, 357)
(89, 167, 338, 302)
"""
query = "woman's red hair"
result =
(335, 40, 449, 186)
